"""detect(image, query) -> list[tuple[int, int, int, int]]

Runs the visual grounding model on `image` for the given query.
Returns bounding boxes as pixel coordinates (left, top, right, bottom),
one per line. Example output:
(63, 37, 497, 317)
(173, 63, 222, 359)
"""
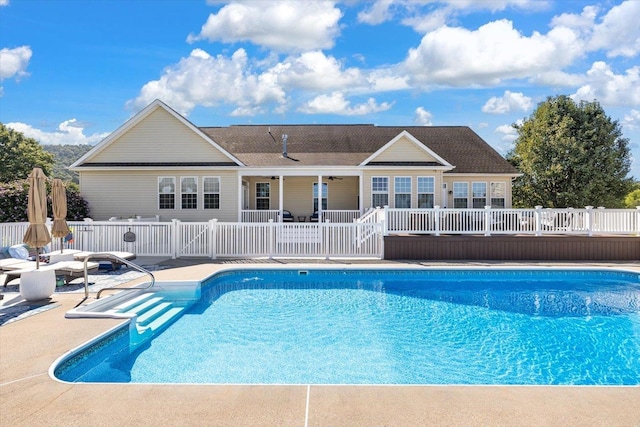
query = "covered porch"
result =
(238, 171, 364, 223)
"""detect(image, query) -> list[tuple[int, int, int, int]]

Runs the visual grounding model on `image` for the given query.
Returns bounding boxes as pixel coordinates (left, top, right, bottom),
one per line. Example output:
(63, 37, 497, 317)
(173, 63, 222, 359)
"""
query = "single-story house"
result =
(70, 100, 520, 222)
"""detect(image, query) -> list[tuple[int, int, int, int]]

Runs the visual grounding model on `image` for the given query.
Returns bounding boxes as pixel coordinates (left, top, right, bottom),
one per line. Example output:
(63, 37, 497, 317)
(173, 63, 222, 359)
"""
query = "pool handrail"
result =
(80, 253, 156, 300)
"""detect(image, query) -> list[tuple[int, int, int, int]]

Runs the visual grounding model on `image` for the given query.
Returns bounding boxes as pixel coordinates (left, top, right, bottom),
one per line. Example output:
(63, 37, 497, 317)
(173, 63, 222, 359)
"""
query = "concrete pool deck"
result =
(1, 258, 639, 426)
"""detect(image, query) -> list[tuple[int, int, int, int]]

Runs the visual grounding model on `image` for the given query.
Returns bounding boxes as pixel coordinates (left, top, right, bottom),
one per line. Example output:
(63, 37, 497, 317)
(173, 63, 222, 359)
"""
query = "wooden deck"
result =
(384, 234, 640, 261)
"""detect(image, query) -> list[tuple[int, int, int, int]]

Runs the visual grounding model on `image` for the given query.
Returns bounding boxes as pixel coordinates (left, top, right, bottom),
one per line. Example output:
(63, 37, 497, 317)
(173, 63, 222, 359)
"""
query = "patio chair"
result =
(281, 210, 294, 222)
(1, 259, 100, 286)
(310, 211, 319, 222)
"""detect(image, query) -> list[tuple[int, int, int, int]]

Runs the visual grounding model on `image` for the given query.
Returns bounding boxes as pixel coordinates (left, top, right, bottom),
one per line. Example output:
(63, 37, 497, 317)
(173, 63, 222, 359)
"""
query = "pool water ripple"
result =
(55, 269, 640, 385)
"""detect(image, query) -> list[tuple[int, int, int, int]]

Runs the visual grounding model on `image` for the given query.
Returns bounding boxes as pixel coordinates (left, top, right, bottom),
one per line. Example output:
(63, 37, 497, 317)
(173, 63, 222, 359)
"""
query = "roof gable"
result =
(360, 130, 453, 168)
(71, 100, 243, 168)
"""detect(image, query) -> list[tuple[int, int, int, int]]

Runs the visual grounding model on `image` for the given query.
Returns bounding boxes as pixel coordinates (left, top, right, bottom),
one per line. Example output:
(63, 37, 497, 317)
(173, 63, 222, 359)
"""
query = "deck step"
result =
(109, 293, 156, 313)
(138, 306, 185, 333)
(136, 301, 173, 326)
(121, 296, 165, 316)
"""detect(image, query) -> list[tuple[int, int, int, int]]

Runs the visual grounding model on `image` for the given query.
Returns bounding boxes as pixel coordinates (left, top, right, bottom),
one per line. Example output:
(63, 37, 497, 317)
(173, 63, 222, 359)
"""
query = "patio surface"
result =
(1, 257, 639, 426)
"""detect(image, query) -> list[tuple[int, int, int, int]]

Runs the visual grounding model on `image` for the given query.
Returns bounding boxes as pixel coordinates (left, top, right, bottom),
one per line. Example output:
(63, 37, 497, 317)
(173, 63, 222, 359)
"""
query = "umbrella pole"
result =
(60, 237, 64, 253)
(35, 247, 40, 269)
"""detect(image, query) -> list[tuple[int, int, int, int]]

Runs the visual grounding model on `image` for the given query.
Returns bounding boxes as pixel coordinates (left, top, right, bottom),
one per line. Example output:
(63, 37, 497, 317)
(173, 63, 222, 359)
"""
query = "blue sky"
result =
(1, 0, 639, 177)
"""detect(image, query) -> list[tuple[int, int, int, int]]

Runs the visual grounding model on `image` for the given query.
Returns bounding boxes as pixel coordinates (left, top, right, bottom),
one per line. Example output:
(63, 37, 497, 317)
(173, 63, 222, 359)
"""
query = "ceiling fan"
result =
(327, 176, 343, 181)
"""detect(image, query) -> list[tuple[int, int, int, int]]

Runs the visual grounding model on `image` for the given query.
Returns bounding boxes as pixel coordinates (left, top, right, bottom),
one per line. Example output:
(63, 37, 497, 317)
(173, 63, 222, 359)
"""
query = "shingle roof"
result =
(199, 125, 518, 174)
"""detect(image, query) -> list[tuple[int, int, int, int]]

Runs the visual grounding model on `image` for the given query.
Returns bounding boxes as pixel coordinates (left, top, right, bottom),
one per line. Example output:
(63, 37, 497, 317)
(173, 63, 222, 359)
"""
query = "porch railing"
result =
(383, 206, 640, 236)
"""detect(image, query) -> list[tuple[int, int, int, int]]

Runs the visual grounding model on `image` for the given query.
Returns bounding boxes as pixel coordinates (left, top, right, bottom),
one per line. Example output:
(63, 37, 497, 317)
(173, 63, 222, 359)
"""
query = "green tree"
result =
(507, 96, 632, 208)
(624, 189, 640, 208)
(0, 123, 55, 183)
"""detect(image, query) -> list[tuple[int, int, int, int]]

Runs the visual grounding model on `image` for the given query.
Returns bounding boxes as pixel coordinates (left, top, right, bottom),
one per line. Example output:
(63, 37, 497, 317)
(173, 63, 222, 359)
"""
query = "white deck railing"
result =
(383, 206, 640, 236)
(1, 207, 638, 260)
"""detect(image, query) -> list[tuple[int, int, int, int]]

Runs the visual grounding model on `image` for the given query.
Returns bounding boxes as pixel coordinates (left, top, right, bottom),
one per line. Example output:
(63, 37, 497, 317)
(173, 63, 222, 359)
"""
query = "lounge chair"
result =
(1, 259, 100, 287)
(47, 250, 136, 270)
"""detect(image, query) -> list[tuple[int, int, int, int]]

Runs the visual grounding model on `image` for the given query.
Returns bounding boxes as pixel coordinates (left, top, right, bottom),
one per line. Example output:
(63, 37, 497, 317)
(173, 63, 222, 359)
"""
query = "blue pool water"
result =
(55, 269, 640, 385)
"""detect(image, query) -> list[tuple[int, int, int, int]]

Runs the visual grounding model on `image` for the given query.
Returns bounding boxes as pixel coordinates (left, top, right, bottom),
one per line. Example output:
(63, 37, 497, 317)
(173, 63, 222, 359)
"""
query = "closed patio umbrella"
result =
(51, 178, 71, 252)
(23, 167, 52, 269)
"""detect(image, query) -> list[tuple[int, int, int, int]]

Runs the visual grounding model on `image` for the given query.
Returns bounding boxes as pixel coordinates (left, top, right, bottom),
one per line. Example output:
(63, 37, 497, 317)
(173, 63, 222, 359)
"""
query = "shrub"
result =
(0, 180, 90, 222)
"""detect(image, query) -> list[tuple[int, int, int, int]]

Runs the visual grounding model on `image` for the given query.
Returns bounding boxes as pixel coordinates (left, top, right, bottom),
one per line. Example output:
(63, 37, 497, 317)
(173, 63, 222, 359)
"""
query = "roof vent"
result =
(282, 134, 288, 158)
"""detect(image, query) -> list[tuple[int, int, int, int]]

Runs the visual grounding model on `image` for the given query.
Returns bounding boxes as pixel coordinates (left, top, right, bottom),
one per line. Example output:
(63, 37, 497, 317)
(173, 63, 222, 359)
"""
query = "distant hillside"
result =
(44, 144, 93, 184)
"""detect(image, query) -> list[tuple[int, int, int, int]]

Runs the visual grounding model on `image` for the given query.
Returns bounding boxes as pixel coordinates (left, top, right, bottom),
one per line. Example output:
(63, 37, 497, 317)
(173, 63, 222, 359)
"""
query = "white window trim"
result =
(180, 176, 198, 210)
(490, 182, 506, 208)
(313, 182, 328, 211)
(453, 181, 468, 208)
(417, 176, 435, 208)
(158, 176, 176, 210)
(472, 181, 487, 208)
(203, 176, 221, 210)
(394, 176, 412, 208)
(371, 176, 389, 208)
(255, 181, 271, 210)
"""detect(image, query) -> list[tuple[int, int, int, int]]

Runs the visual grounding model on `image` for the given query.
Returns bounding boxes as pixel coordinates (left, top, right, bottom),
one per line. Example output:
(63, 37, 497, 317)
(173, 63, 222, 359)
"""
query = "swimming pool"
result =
(54, 268, 640, 385)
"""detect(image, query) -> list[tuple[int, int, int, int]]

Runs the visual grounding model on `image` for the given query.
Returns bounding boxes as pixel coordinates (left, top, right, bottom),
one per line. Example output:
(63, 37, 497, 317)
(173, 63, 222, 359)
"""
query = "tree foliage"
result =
(43, 144, 93, 184)
(0, 180, 90, 223)
(624, 189, 640, 208)
(507, 96, 632, 208)
(0, 123, 55, 183)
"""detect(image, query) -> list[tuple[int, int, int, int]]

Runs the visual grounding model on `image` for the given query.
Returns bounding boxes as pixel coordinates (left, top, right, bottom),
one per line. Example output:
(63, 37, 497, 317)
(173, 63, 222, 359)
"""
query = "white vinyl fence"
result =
(0, 219, 384, 259)
(2, 207, 638, 260)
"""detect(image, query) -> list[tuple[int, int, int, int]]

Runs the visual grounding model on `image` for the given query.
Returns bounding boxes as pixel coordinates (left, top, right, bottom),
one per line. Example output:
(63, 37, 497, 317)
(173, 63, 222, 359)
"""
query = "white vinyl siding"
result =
(372, 137, 438, 163)
(91, 108, 232, 164)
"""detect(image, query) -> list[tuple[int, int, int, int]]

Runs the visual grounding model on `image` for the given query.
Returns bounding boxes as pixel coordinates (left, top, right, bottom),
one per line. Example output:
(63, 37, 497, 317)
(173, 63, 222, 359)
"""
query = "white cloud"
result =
(622, 109, 640, 131)
(571, 62, 640, 107)
(188, 1, 342, 52)
(404, 19, 582, 86)
(414, 107, 433, 125)
(357, 0, 394, 25)
(298, 91, 393, 115)
(127, 48, 287, 115)
(6, 119, 109, 145)
(493, 121, 521, 153)
(589, 0, 640, 58)
(482, 91, 532, 114)
(0, 0, 8, 6)
(272, 51, 363, 91)
(0, 46, 32, 80)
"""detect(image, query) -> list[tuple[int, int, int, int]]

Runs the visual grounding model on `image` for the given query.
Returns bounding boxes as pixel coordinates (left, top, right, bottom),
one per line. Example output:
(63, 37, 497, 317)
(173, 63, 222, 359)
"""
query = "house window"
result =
(158, 177, 175, 209)
(371, 177, 388, 207)
(255, 182, 270, 210)
(453, 182, 468, 208)
(491, 182, 506, 208)
(394, 177, 411, 208)
(472, 182, 487, 208)
(181, 177, 198, 209)
(313, 182, 328, 211)
(417, 177, 435, 208)
(203, 177, 220, 209)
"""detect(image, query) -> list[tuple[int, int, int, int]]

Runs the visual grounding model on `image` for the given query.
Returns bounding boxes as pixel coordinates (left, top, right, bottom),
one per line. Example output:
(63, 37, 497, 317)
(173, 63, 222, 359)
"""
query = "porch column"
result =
(237, 174, 243, 222)
(318, 175, 323, 221)
(359, 171, 364, 214)
(279, 175, 284, 221)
